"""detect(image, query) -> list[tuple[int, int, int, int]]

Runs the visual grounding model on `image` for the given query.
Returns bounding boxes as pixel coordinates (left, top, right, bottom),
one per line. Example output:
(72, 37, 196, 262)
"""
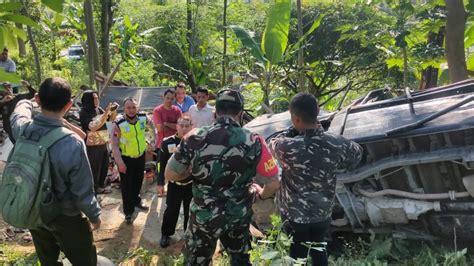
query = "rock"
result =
(63, 255, 115, 266)
(150, 255, 160, 265)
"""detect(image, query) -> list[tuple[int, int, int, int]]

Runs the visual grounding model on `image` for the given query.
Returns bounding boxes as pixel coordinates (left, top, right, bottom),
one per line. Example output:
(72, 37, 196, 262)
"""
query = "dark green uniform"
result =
(168, 116, 275, 265)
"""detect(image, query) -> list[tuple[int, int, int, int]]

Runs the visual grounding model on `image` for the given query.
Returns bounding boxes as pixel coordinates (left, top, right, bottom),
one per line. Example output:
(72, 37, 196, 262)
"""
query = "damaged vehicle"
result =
(245, 80, 474, 240)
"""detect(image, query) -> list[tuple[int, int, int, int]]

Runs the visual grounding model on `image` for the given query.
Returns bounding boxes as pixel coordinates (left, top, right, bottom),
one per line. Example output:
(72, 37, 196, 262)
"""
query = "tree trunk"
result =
(16, 23, 26, 57)
(20, 1, 39, 82)
(84, 0, 100, 88)
(221, 0, 227, 87)
(420, 30, 444, 90)
(27, 26, 41, 84)
(100, 0, 113, 75)
(445, 0, 468, 83)
(296, 0, 305, 92)
(263, 72, 271, 108)
(185, 71, 197, 93)
(101, 59, 123, 95)
(186, 0, 194, 56)
(402, 46, 408, 88)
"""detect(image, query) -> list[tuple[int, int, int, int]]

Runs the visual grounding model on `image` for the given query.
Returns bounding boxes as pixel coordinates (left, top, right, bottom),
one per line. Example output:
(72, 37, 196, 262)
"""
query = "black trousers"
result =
(120, 154, 145, 215)
(86, 144, 109, 191)
(30, 215, 96, 266)
(161, 182, 193, 236)
(283, 219, 331, 266)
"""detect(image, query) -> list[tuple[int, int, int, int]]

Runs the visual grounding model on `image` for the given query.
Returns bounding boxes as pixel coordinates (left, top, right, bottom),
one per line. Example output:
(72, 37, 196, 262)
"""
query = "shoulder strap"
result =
(17, 121, 32, 139)
(38, 127, 74, 150)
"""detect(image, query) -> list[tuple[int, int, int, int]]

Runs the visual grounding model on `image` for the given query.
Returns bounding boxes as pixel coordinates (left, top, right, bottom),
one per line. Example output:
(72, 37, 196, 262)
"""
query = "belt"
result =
(122, 152, 145, 159)
(171, 180, 192, 186)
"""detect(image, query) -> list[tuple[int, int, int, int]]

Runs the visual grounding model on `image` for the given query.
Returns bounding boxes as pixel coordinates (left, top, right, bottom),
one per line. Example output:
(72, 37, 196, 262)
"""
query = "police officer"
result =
(165, 89, 280, 265)
(111, 97, 154, 224)
(268, 93, 363, 266)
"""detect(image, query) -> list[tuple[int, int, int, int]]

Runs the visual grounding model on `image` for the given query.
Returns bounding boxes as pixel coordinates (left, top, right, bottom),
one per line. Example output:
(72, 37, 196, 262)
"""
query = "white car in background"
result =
(67, 45, 84, 60)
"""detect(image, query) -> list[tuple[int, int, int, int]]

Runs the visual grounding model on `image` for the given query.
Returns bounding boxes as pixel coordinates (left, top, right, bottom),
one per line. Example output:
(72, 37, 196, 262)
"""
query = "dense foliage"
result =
(3, 0, 474, 113)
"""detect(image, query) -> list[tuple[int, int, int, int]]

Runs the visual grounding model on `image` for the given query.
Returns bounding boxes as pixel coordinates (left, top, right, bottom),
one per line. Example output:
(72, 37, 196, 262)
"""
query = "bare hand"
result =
(156, 185, 165, 197)
(91, 219, 101, 230)
(251, 183, 263, 194)
(105, 103, 113, 113)
(118, 162, 127, 174)
(146, 143, 153, 152)
(3, 95, 14, 102)
(21, 80, 30, 87)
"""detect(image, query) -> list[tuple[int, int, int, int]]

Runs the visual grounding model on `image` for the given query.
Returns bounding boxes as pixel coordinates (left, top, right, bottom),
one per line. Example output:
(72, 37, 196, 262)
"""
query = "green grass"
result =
(1, 234, 471, 266)
(0, 244, 38, 265)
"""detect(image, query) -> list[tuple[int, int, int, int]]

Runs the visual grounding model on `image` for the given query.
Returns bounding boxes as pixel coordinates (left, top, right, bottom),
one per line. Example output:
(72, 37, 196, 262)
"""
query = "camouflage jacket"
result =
(167, 116, 276, 229)
(270, 127, 363, 224)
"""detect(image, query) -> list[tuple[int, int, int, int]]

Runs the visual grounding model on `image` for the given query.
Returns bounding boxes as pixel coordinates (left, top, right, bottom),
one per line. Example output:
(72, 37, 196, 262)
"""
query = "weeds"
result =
(120, 247, 155, 265)
(330, 235, 470, 266)
(0, 220, 471, 266)
(0, 244, 38, 265)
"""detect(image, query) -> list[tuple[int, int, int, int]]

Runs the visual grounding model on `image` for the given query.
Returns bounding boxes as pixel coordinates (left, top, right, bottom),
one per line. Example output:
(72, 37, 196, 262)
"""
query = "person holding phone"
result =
(79, 90, 118, 194)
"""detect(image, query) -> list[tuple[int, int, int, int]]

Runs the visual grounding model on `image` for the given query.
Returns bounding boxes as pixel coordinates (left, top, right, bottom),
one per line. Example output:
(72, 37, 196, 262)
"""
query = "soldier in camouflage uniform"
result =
(269, 93, 363, 266)
(165, 89, 279, 265)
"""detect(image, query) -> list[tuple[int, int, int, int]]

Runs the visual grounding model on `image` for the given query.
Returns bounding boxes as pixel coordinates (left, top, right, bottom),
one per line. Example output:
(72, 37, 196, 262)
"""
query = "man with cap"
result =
(165, 89, 280, 265)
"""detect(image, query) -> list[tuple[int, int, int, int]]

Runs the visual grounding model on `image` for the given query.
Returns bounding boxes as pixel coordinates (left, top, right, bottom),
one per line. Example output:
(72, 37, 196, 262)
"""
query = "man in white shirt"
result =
(188, 87, 215, 128)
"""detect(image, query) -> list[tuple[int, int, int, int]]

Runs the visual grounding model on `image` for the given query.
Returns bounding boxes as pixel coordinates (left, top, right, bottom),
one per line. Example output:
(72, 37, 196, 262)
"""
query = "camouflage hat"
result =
(216, 89, 244, 108)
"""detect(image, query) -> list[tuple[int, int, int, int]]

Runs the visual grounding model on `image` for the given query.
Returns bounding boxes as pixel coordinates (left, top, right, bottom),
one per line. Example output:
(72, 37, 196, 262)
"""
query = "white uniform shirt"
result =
(188, 104, 215, 128)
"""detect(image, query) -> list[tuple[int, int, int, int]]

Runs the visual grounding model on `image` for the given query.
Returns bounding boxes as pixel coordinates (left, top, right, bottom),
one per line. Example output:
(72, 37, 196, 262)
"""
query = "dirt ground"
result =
(94, 180, 186, 262)
(0, 177, 187, 264)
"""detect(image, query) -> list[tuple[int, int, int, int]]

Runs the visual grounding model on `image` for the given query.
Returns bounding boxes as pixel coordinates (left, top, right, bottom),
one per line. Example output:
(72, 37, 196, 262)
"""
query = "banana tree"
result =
(230, 0, 322, 108)
(101, 15, 161, 92)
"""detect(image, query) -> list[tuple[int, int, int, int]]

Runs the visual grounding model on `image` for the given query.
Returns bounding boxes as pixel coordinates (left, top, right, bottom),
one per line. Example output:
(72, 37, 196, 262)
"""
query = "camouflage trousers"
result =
(183, 217, 251, 266)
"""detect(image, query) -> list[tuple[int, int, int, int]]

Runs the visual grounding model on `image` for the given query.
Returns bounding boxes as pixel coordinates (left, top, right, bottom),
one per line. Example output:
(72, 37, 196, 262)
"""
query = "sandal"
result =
(22, 232, 32, 242)
(5, 227, 15, 238)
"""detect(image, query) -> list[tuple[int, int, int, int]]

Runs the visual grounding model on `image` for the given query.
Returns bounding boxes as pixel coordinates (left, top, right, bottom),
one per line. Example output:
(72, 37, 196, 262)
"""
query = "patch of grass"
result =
(120, 247, 154, 264)
(119, 247, 177, 265)
(0, 244, 38, 265)
(329, 235, 471, 266)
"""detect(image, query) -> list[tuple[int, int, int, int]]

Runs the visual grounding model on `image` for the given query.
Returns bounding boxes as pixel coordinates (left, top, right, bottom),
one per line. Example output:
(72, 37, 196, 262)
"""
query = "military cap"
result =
(216, 89, 245, 108)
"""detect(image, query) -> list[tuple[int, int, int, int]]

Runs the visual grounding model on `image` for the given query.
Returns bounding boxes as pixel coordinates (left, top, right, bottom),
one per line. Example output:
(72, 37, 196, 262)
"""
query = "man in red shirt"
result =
(152, 89, 182, 156)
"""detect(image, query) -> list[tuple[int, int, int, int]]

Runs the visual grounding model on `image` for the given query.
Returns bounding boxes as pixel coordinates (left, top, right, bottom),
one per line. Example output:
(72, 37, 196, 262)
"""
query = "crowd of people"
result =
(2, 75, 363, 266)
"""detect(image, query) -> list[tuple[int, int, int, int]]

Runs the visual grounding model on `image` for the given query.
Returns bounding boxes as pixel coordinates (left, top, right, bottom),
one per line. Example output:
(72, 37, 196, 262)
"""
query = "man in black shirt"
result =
(0, 80, 36, 143)
(158, 116, 193, 248)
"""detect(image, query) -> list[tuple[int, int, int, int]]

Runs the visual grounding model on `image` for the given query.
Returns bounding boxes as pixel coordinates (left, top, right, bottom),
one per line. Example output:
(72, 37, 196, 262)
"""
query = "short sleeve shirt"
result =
(152, 104, 182, 148)
(173, 95, 195, 113)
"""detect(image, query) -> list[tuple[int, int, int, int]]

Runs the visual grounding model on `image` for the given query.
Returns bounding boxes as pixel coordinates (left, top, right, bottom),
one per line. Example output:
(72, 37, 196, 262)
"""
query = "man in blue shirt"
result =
(173, 82, 195, 114)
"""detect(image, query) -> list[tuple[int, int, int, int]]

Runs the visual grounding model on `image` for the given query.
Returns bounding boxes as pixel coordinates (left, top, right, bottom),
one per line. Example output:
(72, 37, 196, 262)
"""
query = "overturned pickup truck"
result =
(245, 79, 474, 240)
